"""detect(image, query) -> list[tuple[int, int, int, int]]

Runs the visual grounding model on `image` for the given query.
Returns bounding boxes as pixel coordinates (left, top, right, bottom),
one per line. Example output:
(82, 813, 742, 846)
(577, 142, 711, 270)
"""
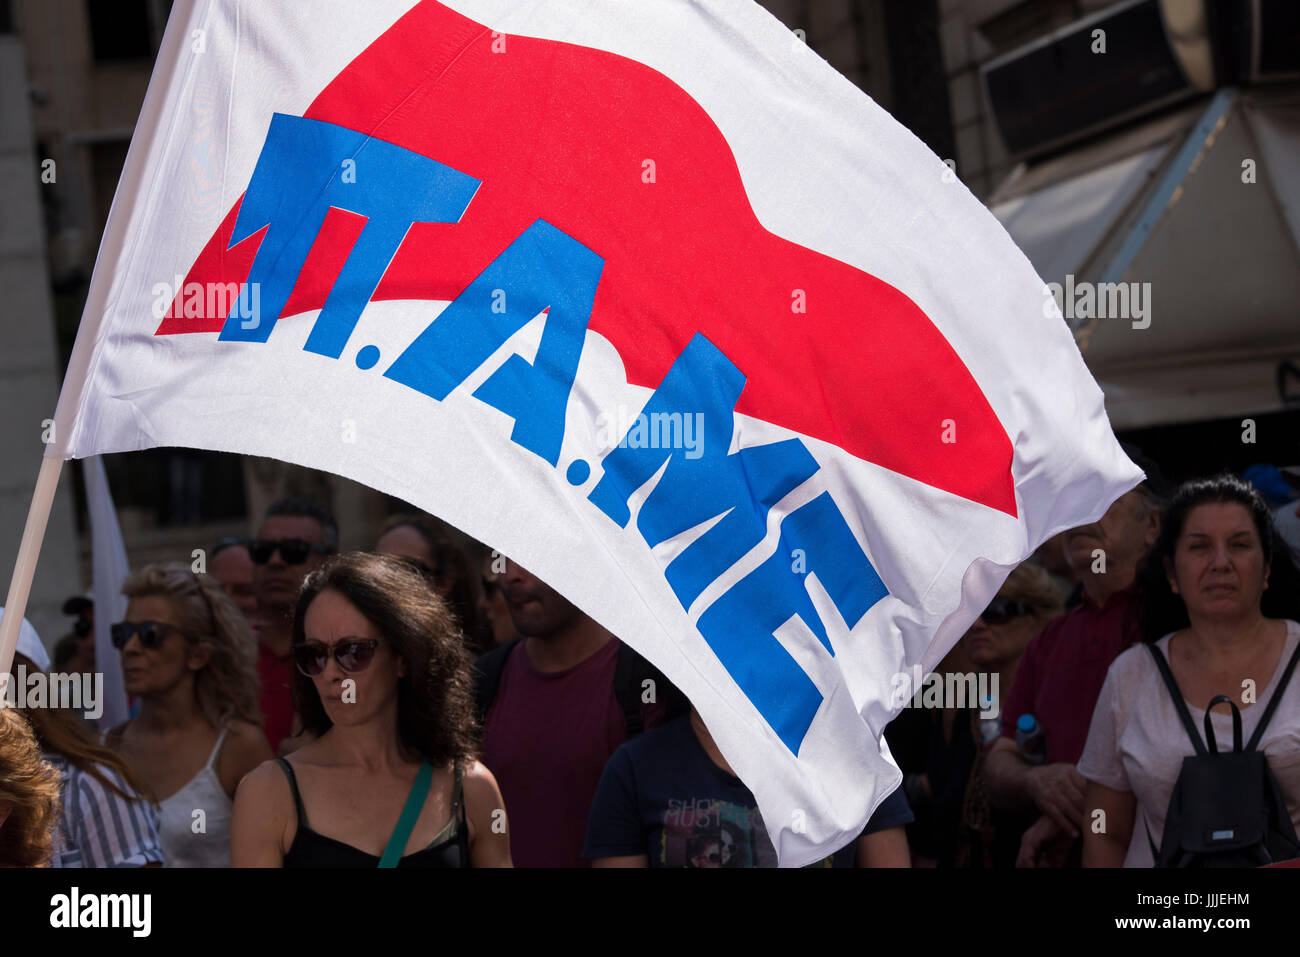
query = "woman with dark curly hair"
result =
(230, 552, 511, 867)
(0, 707, 62, 867)
(1080, 474, 1300, 866)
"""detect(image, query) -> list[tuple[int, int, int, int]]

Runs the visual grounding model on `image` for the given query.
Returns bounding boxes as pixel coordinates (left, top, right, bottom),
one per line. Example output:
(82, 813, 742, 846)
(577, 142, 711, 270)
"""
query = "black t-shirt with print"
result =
(583, 716, 913, 867)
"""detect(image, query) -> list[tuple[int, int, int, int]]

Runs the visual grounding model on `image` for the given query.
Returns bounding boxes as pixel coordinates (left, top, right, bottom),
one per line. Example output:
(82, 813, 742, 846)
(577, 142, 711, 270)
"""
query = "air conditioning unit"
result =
(981, 0, 1216, 159)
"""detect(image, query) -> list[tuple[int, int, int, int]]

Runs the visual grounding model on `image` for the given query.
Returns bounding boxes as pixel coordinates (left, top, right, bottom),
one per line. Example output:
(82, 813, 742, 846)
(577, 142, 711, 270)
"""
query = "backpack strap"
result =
(476, 636, 680, 739)
(1202, 695, 1242, 754)
(612, 640, 646, 738)
(1146, 642, 1207, 756)
(1245, 635, 1300, 752)
(472, 638, 522, 724)
(1145, 818, 1163, 867)
(611, 640, 690, 738)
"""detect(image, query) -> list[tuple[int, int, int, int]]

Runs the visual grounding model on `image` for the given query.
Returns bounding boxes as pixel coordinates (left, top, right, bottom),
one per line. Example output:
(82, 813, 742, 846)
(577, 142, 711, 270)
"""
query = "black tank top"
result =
(275, 757, 469, 868)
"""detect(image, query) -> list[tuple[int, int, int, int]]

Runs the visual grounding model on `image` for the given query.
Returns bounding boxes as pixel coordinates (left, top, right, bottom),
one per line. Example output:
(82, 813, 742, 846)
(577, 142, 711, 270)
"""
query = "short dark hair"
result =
(1120, 442, 1171, 514)
(291, 552, 479, 768)
(1137, 473, 1300, 641)
(264, 497, 339, 551)
(375, 514, 482, 650)
(211, 536, 249, 558)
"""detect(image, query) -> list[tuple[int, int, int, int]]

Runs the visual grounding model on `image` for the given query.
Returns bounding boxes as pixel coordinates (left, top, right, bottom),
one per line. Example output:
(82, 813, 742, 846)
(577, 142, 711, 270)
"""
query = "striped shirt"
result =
(44, 752, 164, 868)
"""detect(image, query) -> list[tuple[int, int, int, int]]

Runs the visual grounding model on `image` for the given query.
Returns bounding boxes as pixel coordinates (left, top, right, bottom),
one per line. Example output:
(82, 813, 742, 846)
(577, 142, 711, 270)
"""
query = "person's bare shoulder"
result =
(219, 721, 275, 791)
(462, 760, 503, 803)
(233, 757, 293, 817)
(461, 760, 507, 830)
(1109, 640, 1157, 687)
(231, 758, 296, 864)
(226, 720, 274, 761)
(230, 719, 271, 745)
(460, 759, 511, 866)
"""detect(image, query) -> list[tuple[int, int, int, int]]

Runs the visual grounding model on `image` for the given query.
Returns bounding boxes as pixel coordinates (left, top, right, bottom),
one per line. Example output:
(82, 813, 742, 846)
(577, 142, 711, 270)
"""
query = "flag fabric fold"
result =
(49, 0, 1141, 865)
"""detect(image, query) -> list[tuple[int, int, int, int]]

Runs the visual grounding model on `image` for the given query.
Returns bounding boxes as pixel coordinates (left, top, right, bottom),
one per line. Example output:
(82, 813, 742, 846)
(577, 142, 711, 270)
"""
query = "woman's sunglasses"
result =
(291, 638, 384, 677)
(248, 538, 333, 565)
(111, 620, 189, 650)
(979, 596, 1036, 626)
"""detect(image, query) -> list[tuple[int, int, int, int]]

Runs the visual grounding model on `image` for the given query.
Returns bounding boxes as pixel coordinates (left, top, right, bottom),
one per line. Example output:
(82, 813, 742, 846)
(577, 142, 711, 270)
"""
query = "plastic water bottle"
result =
(1016, 713, 1046, 765)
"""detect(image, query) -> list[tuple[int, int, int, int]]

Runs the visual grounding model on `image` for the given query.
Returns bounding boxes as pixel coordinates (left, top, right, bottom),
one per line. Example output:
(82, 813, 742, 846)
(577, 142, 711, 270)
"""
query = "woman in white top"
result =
(107, 564, 271, 866)
(1080, 474, 1300, 866)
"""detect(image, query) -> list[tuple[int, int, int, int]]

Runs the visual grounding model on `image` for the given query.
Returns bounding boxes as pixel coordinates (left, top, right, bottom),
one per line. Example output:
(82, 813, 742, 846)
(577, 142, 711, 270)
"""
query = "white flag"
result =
(48, 0, 1141, 864)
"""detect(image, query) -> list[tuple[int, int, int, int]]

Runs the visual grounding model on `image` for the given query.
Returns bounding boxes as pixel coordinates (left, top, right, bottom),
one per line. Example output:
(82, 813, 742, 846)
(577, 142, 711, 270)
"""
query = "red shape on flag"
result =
(156, 0, 1017, 517)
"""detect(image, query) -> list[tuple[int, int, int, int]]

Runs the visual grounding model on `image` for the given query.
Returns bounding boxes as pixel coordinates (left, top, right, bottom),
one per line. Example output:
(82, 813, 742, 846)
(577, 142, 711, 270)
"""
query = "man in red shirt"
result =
(986, 465, 1165, 865)
(249, 498, 337, 754)
(478, 558, 670, 867)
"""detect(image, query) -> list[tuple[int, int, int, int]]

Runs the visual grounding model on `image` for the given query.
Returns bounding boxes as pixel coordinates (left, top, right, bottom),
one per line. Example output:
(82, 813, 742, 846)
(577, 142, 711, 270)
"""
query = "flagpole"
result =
(0, 455, 65, 698)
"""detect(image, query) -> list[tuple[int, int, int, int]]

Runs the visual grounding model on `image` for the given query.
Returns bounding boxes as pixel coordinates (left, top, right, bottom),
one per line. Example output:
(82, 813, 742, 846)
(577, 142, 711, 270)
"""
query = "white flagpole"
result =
(0, 455, 66, 703)
(2, 8, 194, 707)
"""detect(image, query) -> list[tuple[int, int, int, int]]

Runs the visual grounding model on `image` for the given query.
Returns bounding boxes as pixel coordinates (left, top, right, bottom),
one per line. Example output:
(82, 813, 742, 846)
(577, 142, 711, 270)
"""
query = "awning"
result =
(990, 88, 1300, 430)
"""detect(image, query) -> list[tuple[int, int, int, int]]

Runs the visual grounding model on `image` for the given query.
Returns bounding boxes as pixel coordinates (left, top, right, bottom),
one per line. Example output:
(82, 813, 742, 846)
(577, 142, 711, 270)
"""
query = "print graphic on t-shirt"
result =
(658, 798, 777, 868)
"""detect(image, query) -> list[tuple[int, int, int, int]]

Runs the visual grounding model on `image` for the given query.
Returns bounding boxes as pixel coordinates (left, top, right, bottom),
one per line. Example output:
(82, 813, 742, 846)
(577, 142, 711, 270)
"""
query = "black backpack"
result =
(1145, 640, 1300, 868)
(472, 637, 686, 738)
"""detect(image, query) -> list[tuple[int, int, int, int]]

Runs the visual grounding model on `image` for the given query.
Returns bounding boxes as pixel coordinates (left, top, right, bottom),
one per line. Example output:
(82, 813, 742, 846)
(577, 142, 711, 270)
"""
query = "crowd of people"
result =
(3, 452, 1300, 869)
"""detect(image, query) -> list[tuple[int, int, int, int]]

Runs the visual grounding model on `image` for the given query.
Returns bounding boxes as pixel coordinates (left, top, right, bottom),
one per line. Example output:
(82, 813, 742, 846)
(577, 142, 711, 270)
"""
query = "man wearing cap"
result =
(56, 595, 95, 676)
(1, 608, 51, 676)
(984, 448, 1167, 866)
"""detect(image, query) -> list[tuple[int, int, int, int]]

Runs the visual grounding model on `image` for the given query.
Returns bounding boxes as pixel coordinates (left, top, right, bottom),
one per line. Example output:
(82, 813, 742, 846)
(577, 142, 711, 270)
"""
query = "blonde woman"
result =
(107, 564, 272, 866)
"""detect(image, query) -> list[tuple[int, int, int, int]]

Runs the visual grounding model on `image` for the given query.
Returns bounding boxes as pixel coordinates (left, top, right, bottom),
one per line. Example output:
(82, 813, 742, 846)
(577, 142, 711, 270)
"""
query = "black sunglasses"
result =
(111, 620, 191, 650)
(291, 638, 384, 677)
(249, 538, 333, 565)
(979, 596, 1036, 626)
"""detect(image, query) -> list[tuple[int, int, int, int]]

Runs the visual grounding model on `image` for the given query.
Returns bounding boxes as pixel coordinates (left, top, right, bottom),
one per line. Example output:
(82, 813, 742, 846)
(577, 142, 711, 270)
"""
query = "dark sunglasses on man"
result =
(979, 595, 1036, 626)
(291, 637, 385, 677)
(248, 538, 333, 565)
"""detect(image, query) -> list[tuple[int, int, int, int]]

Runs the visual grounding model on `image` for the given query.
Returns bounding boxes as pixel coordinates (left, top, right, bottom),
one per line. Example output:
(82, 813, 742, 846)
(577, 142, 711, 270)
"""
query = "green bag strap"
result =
(378, 761, 433, 869)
